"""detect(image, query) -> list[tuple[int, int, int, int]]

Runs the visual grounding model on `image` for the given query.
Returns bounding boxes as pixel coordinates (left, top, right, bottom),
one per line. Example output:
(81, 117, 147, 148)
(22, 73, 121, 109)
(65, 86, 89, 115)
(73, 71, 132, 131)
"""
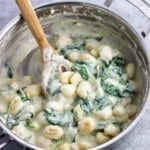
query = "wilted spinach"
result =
(94, 121, 107, 132)
(59, 42, 85, 56)
(79, 96, 110, 113)
(72, 63, 89, 80)
(16, 88, 31, 101)
(3, 110, 33, 129)
(44, 108, 74, 126)
(4, 63, 13, 78)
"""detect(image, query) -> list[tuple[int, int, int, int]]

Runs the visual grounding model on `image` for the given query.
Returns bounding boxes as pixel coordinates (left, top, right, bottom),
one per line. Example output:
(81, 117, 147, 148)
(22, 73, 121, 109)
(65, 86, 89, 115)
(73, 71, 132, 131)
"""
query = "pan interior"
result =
(0, 3, 149, 150)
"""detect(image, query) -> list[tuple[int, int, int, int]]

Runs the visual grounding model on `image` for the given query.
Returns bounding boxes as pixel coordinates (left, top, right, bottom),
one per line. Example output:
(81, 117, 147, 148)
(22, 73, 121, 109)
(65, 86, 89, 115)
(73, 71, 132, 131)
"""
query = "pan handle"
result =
(104, 0, 150, 38)
(0, 131, 12, 149)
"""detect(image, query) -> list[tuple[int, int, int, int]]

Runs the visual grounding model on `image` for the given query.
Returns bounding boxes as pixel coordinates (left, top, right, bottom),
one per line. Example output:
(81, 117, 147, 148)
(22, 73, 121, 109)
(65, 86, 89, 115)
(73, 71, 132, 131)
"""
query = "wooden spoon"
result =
(15, 0, 62, 96)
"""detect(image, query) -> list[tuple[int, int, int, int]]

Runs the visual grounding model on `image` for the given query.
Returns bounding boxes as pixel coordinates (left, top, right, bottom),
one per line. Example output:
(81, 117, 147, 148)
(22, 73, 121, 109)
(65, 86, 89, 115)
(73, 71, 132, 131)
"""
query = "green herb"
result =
(4, 111, 33, 129)
(44, 108, 73, 126)
(101, 82, 120, 96)
(101, 79, 134, 97)
(94, 121, 107, 132)
(47, 80, 61, 96)
(111, 55, 125, 66)
(94, 36, 103, 41)
(60, 42, 85, 56)
(16, 89, 30, 101)
(5, 63, 13, 78)
(72, 63, 89, 80)
(79, 96, 109, 113)
(119, 81, 135, 97)
(94, 97, 110, 110)
(79, 100, 94, 113)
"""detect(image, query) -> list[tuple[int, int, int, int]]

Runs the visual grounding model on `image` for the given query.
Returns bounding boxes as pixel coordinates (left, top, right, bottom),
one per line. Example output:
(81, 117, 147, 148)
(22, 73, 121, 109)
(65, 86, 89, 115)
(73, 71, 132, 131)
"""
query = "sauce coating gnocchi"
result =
(0, 32, 137, 150)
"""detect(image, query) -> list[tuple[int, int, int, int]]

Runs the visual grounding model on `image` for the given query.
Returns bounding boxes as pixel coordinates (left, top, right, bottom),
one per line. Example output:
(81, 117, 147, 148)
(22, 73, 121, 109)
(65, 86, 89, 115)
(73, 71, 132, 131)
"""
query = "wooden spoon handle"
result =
(15, 0, 54, 53)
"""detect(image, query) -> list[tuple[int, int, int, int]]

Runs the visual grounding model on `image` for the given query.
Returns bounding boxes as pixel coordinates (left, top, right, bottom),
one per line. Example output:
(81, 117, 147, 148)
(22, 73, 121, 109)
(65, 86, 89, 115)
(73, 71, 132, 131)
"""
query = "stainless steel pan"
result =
(0, 1, 150, 150)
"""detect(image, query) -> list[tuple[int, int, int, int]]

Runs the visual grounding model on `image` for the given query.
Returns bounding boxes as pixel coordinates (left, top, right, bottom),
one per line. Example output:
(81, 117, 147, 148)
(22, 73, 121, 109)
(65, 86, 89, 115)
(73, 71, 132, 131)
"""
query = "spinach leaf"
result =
(72, 35, 103, 42)
(111, 55, 125, 67)
(79, 96, 109, 113)
(94, 36, 103, 42)
(44, 108, 74, 126)
(101, 79, 134, 97)
(94, 97, 110, 110)
(79, 100, 94, 113)
(100, 55, 134, 97)
(47, 80, 61, 96)
(4, 63, 13, 78)
(101, 81, 120, 96)
(94, 121, 107, 132)
(119, 81, 135, 97)
(3, 110, 33, 129)
(60, 42, 85, 56)
(16, 89, 31, 101)
(72, 63, 89, 80)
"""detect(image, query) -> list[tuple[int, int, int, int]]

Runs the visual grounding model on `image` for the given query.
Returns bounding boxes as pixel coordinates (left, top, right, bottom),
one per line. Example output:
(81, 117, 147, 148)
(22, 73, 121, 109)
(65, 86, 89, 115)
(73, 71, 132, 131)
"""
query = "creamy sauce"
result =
(0, 19, 138, 150)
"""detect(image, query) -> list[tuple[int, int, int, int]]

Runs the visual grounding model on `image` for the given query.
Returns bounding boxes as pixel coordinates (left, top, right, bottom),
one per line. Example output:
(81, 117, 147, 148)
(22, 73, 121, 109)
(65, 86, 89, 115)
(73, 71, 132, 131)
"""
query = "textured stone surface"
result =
(0, 0, 150, 150)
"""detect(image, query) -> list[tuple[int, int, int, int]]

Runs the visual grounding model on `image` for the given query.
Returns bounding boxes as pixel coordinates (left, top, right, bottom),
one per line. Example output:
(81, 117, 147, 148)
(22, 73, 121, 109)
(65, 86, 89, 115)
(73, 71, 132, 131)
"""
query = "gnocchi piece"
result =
(8, 95, 24, 115)
(95, 106, 112, 120)
(108, 96, 117, 105)
(36, 135, 52, 149)
(23, 76, 33, 85)
(121, 97, 132, 106)
(58, 143, 70, 150)
(43, 125, 64, 140)
(70, 72, 82, 85)
(59, 71, 74, 84)
(10, 81, 19, 89)
(97, 86, 105, 97)
(104, 124, 120, 137)
(90, 49, 99, 58)
(74, 104, 85, 121)
(126, 104, 137, 117)
(24, 84, 41, 98)
(67, 51, 81, 62)
(46, 101, 63, 112)
(113, 104, 126, 117)
(23, 104, 36, 115)
(77, 81, 92, 99)
(0, 77, 11, 86)
(79, 117, 96, 134)
(129, 80, 137, 91)
(32, 96, 44, 113)
(70, 143, 79, 150)
(125, 63, 135, 79)
(115, 114, 129, 123)
(61, 84, 76, 98)
(100, 45, 114, 62)
(12, 123, 30, 139)
(2, 93, 16, 103)
(96, 132, 110, 144)
(78, 140, 93, 150)
(85, 39, 100, 51)
(36, 112, 48, 126)
(80, 53, 97, 63)
(56, 35, 72, 49)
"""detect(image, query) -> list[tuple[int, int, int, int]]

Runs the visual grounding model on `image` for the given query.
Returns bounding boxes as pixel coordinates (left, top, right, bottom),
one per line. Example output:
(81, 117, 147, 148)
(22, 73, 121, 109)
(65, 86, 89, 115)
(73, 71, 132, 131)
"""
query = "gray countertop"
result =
(0, 0, 150, 150)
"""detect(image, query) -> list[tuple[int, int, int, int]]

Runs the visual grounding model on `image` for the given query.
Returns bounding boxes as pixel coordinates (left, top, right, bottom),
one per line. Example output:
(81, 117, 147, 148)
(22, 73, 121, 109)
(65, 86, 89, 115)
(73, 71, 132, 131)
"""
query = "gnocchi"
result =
(61, 84, 76, 98)
(79, 117, 96, 134)
(43, 125, 64, 140)
(0, 32, 138, 150)
(77, 81, 92, 99)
